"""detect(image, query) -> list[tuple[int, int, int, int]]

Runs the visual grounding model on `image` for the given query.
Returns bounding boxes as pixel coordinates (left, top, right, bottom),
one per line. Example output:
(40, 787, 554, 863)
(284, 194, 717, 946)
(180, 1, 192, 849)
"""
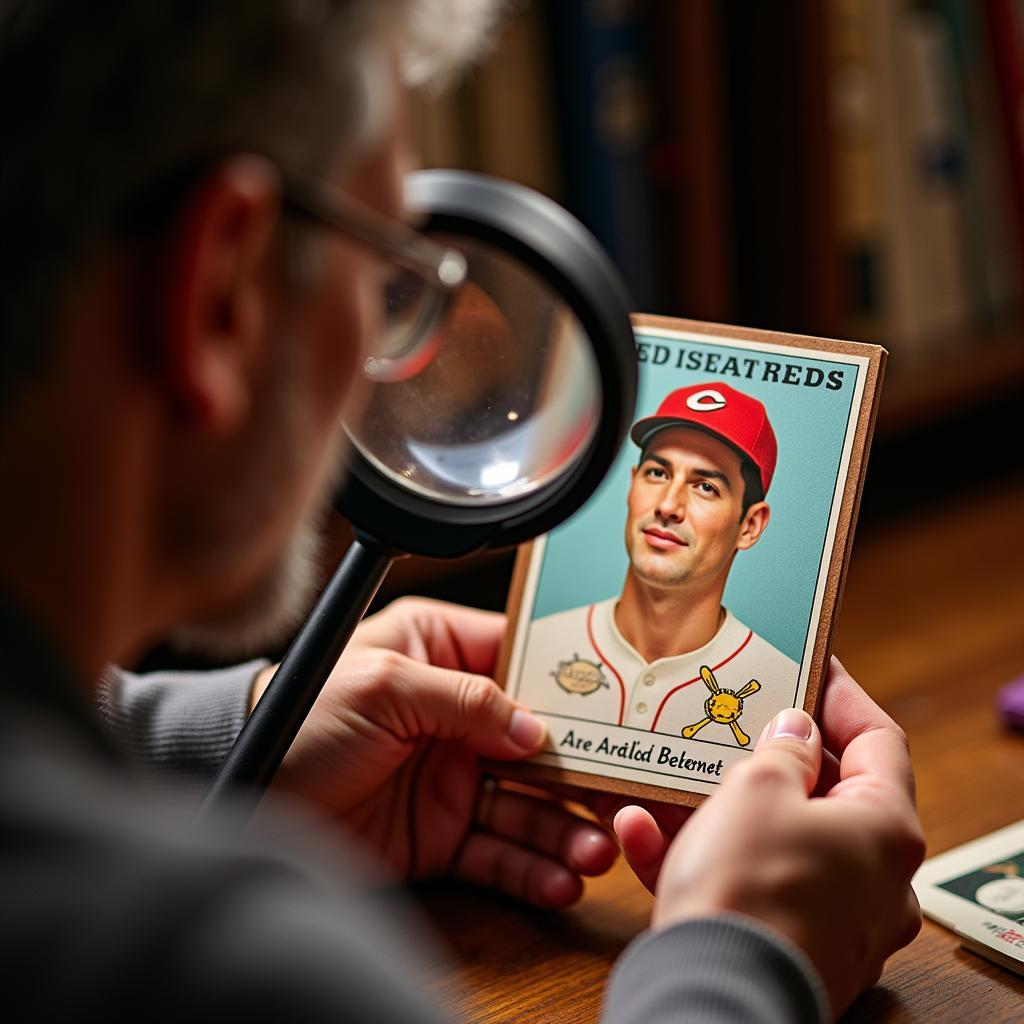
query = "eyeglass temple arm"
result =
(281, 172, 465, 290)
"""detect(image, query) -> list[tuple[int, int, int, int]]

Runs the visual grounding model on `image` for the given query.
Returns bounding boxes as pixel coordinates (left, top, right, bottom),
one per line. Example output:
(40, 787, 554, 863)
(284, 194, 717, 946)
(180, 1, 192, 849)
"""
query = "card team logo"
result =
(684, 388, 727, 412)
(682, 665, 761, 747)
(551, 655, 609, 696)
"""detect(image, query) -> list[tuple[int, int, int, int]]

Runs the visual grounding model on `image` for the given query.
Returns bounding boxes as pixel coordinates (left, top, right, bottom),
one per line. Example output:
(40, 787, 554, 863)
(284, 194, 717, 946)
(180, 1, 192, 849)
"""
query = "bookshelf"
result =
(414, 0, 1024, 395)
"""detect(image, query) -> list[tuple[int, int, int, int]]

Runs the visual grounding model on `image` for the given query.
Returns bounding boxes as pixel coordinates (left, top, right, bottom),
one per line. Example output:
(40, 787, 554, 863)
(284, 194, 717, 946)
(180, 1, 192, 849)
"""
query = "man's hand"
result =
(253, 597, 618, 908)
(612, 659, 925, 1017)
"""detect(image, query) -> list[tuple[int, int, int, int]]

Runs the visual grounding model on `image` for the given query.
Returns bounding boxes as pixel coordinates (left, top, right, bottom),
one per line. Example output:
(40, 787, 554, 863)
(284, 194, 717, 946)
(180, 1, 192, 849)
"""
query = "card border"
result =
(913, 819, 1024, 968)
(492, 315, 886, 806)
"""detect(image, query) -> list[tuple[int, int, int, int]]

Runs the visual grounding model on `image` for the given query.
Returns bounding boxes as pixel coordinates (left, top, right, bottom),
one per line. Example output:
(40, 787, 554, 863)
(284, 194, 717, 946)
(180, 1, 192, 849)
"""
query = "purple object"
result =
(996, 674, 1024, 729)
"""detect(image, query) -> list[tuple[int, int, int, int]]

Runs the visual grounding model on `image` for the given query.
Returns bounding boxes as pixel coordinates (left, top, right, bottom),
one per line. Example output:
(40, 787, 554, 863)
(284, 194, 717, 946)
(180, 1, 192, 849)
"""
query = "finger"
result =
(352, 651, 546, 759)
(354, 597, 505, 674)
(819, 658, 915, 802)
(419, 600, 506, 675)
(557, 787, 692, 838)
(818, 657, 897, 753)
(454, 830, 584, 908)
(810, 749, 841, 797)
(613, 805, 669, 894)
(477, 787, 617, 876)
(857, 890, 921, 1003)
(489, 779, 693, 840)
(889, 886, 923, 956)
(536, 783, 627, 824)
(862, 959, 887, 997)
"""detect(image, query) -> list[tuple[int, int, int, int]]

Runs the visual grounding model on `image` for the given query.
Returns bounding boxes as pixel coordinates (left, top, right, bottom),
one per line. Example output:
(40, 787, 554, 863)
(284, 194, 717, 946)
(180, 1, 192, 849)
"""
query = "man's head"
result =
(0, 1, 504, 666)
(623, 383, 776, 593)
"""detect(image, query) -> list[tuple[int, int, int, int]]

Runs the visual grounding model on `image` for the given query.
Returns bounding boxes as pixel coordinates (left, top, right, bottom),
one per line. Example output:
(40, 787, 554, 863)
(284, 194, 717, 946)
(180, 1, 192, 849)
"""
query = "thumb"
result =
(739, 708, 822, 798)
(378, 655, 547, 759)
(613, 805, 669, 894)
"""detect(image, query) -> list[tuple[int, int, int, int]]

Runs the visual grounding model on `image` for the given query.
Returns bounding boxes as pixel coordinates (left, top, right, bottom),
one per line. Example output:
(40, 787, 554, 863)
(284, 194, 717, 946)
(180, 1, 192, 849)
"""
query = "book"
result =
(495, 315, 885, 806)
(985, 0, 1024, 288)
(940, 0, 1022, 325)
(722, 1, 841, 339)
(914, 819, 1024, 977)
(865, 0, 972, 353)
(464, 1, 562, 200)
(647, 0, 733, 323)
(544, 0, 664, 311)
(827, 0, 888, 343)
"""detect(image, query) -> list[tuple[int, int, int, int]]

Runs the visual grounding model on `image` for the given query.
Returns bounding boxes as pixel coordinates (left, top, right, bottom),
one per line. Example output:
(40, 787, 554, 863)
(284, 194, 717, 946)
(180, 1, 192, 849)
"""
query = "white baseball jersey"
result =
(511, 597, 800, 743)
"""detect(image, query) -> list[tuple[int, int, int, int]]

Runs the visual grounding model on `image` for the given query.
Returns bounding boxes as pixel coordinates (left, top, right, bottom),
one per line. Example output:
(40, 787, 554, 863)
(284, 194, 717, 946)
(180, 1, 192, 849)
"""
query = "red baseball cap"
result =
(630, 382, 777, 494)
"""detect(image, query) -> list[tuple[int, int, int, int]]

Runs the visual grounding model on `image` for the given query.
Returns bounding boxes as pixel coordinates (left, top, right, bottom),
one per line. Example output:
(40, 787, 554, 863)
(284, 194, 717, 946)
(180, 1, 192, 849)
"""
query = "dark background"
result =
(139, 0, 1024, 669)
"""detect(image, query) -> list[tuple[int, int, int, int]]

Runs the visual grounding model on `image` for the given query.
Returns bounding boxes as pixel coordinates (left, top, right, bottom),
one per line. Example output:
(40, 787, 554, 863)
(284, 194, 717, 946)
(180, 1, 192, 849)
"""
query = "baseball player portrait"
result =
(517, 381, 799, 746)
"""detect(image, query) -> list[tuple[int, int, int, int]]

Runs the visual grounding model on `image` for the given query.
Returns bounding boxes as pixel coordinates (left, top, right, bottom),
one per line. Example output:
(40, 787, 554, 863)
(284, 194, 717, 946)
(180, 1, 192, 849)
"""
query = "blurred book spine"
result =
(648, 0, 733, 322)
(827, 0, 887, 342)
(544, 0, 664, 311)
(984, 0, 1024, 286)
(723, 1, 841, 339)
(903, 1, 973, 343)
(941, 0, 1023, 325)
(465, 0, 562, 200)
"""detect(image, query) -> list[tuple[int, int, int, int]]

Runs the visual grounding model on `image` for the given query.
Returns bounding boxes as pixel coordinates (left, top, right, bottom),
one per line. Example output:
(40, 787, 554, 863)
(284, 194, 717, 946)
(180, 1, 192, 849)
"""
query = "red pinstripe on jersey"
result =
(585, 604, 627, 726)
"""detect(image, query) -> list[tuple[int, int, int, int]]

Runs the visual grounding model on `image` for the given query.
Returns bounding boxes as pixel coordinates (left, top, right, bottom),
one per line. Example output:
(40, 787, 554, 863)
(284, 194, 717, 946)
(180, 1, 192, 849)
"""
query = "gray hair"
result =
(0, 0, 505, 412)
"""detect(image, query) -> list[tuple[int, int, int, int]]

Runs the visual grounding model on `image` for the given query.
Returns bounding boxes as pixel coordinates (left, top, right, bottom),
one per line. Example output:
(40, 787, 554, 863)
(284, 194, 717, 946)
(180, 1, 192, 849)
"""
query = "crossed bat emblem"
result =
(681, 665, 761, 747)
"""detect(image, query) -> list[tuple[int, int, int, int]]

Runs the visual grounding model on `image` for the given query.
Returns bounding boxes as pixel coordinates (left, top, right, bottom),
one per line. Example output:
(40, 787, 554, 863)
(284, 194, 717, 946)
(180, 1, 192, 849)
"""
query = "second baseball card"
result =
(496, 315, 886, 806)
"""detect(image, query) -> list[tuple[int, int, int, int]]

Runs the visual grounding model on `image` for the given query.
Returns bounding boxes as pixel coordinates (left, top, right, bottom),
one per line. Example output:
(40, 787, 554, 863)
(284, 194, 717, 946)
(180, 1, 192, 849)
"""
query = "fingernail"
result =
(768, 708, 812, 740)
(508, 708, 546, 750)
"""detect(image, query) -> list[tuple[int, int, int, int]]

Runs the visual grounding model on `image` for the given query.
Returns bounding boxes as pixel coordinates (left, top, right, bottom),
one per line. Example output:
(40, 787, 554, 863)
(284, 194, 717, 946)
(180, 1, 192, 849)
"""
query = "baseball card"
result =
(495, 315, 886, 806)
(913, 820, 1024, 976)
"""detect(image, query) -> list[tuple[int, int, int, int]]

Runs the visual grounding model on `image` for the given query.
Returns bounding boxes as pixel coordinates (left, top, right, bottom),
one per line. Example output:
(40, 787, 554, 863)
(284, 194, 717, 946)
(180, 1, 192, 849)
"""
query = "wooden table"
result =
(415, 480, 1024, 1022)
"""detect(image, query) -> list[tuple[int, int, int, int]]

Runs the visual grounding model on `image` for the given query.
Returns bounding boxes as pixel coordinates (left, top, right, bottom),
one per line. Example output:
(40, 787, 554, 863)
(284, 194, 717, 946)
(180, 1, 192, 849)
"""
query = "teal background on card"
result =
(530, 332, 861, 664)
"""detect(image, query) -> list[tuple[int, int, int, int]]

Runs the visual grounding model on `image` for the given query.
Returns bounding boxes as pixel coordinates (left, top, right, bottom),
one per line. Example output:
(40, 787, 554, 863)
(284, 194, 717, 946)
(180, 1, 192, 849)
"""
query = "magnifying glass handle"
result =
(197, 535, 395, 823)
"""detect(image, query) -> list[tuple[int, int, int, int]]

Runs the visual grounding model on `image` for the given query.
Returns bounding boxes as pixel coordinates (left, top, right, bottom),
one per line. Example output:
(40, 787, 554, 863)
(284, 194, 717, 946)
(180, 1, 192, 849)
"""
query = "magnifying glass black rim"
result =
(333, 170, 637, 559)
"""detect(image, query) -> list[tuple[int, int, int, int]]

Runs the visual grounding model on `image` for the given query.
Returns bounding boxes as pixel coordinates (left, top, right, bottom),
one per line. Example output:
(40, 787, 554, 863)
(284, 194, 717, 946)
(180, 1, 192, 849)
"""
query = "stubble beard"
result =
(165, 328, 349, 662)
(166, 506, 327, 661)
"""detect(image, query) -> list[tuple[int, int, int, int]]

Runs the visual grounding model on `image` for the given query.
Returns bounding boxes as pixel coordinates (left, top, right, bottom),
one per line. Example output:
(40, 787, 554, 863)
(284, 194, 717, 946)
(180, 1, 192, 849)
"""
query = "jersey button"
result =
(636, 702, 647, 714)
(643, 673, 655, 686)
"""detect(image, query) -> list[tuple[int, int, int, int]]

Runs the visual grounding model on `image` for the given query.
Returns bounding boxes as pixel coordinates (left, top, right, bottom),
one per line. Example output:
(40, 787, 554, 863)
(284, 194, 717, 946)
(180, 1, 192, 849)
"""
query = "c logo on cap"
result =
(685, 389, 727, 413)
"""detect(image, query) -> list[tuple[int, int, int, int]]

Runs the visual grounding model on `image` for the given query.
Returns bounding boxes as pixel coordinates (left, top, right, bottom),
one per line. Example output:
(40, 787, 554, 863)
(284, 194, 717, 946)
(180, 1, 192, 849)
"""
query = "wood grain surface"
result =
(414, 480, 1024, 1022)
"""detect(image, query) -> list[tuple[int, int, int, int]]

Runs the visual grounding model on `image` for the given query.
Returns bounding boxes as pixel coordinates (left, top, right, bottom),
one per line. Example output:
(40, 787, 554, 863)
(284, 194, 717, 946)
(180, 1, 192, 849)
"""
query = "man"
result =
(0, 3, 924, 1021)
(522, 382, 796, 743)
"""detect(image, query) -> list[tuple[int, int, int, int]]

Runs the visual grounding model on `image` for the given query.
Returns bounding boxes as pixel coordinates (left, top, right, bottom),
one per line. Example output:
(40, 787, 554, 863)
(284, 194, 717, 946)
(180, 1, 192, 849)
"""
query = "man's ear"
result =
(736, 501, 770, 551)
(157, 155, 282, 432)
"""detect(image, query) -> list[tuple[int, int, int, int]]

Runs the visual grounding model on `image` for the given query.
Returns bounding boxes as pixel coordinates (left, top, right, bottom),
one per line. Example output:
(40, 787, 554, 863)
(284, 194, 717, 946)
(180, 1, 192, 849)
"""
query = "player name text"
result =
(558, 729, 724, 777)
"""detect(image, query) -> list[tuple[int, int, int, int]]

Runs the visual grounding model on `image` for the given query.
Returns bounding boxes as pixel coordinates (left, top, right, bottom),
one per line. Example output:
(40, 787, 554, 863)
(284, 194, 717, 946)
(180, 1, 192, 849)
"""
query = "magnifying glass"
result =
(200, 170, 637, 817)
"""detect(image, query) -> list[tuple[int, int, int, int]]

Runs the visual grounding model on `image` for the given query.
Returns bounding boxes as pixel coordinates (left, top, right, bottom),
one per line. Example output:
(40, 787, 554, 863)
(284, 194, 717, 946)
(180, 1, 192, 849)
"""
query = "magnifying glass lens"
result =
(347, 236, 602, 507)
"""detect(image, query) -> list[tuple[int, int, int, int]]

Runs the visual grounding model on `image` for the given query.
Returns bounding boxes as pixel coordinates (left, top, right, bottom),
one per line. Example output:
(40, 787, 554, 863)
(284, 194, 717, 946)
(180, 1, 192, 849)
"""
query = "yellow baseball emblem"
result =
(552, 655, 609, 696)
(681, 665, 761, 747)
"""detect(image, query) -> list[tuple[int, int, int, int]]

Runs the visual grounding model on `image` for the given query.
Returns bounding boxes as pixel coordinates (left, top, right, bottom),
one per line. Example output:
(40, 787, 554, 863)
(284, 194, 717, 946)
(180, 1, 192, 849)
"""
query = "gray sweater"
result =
(0, 600, 827, 1022)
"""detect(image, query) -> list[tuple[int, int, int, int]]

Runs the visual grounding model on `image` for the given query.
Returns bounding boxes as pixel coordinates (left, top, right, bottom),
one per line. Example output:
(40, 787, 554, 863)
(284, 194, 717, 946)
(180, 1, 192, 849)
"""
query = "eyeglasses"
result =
(280, 170, 467, 382)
